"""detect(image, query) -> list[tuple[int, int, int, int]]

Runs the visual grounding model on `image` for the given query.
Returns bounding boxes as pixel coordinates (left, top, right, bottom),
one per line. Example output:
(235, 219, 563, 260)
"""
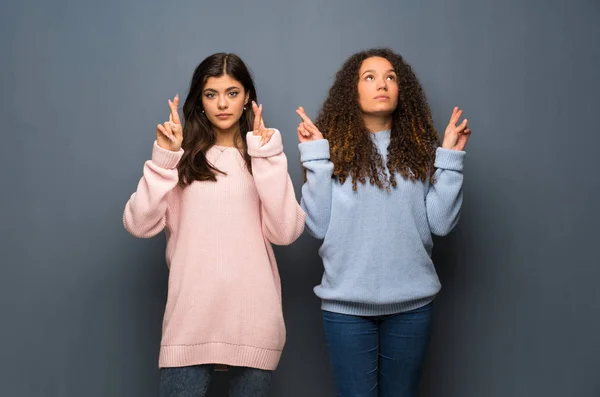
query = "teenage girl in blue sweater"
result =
(296, 48, 472, 397)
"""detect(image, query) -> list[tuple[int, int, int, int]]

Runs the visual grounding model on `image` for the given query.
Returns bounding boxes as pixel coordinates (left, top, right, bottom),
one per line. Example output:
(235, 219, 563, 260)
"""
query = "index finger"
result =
(252, 102, 263, 132)
(168, 95, 181, 125)
(259, 104, 266, 128)
(296, 106, 314, 125)
(449, 107, 463, 126)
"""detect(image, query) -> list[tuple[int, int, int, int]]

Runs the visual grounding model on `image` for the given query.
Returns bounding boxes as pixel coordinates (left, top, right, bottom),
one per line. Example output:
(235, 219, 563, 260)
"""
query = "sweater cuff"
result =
(299, 139, 330, 163)
(152, 141, 184, 169)
(434, 147, 465, 172)
(246, 129, 283, 158)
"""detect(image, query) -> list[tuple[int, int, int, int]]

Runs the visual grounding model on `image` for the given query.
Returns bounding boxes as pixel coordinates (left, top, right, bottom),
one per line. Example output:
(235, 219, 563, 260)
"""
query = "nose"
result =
(217, 95, 228, 110)
(377, 77, 388, 91)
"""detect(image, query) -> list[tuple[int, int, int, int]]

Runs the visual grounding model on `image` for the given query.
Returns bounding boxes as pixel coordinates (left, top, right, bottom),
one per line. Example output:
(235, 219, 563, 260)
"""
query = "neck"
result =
(362, 113, 392, 133)
(214, 125, 241, 147)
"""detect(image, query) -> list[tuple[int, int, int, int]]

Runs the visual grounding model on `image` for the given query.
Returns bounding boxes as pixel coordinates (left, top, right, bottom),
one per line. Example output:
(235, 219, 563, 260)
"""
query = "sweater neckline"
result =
(370, 129, 391, 143)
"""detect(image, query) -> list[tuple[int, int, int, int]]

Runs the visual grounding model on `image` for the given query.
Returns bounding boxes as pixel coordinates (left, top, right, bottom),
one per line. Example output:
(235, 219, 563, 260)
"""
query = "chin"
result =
(367, 107, 395, 116)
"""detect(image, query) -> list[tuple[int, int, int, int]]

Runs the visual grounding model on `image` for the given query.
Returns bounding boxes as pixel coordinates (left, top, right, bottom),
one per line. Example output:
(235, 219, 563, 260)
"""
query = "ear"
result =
(244, 91, 250, 105)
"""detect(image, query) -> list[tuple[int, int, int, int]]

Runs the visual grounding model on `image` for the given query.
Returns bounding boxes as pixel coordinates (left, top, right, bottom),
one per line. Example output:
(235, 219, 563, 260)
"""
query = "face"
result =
(357, 56, 399, 117)
(201, 74, 250, 134)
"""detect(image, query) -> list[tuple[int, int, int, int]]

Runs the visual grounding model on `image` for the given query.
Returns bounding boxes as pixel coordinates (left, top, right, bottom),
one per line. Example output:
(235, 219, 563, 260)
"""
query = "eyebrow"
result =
(203, 86, 241, 93)
(361, 69, 397, 76)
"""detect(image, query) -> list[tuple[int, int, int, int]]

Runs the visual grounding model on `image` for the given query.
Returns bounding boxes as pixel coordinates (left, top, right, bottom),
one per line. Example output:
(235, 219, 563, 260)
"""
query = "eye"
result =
(228, 91, 239, 97)
(205, 92, 215, 99)
(387, 75, 396, 81)
(365, 75, 374, 81)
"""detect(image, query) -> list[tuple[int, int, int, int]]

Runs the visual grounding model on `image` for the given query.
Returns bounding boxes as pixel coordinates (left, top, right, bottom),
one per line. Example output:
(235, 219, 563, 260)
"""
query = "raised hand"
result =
(156, 94, 184, 152)
(442, 106, 471, 151)
(296, 106, 323, 143)
(252, 101, 276, 147)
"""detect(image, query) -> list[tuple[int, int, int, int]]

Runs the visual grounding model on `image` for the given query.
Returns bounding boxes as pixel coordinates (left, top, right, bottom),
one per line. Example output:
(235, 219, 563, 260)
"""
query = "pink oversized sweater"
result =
(123, 130, 305, 370)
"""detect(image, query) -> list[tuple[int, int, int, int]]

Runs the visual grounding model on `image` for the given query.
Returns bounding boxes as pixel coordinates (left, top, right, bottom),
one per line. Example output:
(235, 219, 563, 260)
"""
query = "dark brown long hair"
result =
(315, 48, 440, 190)
(178, 53, 258, 187)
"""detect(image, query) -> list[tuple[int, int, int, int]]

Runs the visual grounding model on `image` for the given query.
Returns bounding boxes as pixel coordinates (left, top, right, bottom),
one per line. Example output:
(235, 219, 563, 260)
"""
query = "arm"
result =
(425, 147, 465, 236)
(246, 130, 305, 245)
(427, 105, 472, 236)
(298, 139, 333, 240)
(123, 141, 183, 238)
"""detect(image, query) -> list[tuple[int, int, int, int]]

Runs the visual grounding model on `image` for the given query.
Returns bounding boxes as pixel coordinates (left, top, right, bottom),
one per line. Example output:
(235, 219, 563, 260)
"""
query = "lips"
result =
(216, 114, 232, 119)
(374, 96, 390, 100)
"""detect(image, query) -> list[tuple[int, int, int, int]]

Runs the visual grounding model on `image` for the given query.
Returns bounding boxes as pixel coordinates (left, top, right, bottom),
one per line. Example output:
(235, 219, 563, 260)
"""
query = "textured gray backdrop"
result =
(1, 0, 599, 396)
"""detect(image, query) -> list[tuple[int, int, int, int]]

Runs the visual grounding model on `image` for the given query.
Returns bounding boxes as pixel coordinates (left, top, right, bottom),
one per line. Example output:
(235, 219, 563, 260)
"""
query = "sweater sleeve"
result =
(246, 130, 305, 246)
(298, 139, 334, 240)
(123, 141, 183, 238)
(425, 147, 466, 236)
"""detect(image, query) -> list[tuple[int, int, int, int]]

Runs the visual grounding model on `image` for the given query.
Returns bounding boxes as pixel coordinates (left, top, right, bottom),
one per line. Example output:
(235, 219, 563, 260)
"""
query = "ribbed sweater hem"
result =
(158, 342, 282, 371)
(321, 295, 436, 316)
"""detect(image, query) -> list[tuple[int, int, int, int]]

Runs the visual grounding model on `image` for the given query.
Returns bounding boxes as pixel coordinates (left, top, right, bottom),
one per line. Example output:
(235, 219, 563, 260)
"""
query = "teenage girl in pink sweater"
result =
(123, 53, 305, 397)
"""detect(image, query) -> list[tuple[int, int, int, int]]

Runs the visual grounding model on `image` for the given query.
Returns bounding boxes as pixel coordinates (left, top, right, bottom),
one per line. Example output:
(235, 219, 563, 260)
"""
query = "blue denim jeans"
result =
(159, 365, 272, 397)
(322, 302, 434, 397)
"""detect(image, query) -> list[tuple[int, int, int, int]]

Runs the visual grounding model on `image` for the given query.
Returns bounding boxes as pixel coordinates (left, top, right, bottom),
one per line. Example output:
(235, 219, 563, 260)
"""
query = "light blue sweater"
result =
(299, 130, 465, 316)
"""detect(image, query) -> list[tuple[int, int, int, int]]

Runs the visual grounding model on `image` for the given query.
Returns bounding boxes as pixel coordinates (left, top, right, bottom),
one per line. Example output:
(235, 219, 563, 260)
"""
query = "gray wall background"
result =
(1, 0, 599, 396)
